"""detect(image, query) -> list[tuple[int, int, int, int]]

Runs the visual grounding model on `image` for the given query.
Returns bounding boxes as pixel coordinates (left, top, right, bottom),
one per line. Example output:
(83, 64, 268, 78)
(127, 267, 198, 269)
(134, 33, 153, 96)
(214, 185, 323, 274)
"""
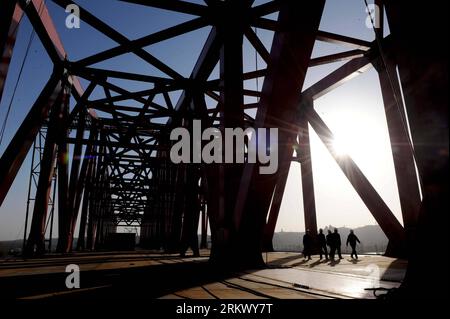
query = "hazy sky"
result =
(0, 0, 407, 241)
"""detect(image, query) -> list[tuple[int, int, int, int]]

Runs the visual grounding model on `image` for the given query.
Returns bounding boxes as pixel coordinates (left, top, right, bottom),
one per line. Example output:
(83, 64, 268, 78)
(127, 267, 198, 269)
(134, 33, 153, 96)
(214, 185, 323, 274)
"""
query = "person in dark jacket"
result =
(302, 229, 313, 260)
(333, 228, 343, 259)
(318, 228, 328, 260)
(326, 229, 335, 260)
(346, 229, 361, 259)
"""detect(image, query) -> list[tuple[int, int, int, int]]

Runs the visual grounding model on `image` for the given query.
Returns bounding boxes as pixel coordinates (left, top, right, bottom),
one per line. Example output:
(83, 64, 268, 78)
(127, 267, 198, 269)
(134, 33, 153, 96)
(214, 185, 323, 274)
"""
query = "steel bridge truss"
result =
(0, 0, 447, 270)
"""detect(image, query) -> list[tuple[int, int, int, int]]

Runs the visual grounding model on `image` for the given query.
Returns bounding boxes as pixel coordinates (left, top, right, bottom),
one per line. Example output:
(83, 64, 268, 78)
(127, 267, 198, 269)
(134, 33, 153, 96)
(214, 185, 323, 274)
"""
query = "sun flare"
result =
(332, 135, 351, 156)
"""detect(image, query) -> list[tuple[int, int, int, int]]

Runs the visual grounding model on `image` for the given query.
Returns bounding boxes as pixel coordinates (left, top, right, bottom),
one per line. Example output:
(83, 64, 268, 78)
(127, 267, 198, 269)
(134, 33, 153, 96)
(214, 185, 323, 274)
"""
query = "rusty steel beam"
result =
(68, 111, 86, 206)
(0, 1, 18, 56)
(262, 161, 289, 252)
(302, 54, 373, 101)
(86, 151, 100, 251)
(24, 89, 66, 256)
(52, 0, 182, 79)
(373, 52, 421, 236)
(309, 49, 366, 67)
(384, 0, 449, 295)
(180, 165, 201, 257)
(76, 143, 97, 251)
(384, 1, 448, 190)
(218, 14, 245, 129)
(19, 0, 63, 63)
(76, 17, 208, 67)
(119, 0, 209, 16)
(64, 111, 88, 252)
(0, 0, 97, 136)
(208, 0, 247, 265)
(0, 2, 23, 103)
(200, 202, 208, 249)
(173, 26, 222, 112)
(19, 0, 87, 106)
(64, 137, 163, 151)
(55, 88, 70, 253)
(298, 108, 318, 238)
(316, 30, 372, 50)
(233, 0, 325, 268)
(18, 0, 94, 115)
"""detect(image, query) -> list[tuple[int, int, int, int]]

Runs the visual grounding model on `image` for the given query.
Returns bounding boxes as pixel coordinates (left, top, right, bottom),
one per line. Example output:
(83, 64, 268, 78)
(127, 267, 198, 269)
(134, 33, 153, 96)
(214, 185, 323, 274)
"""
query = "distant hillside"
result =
(273, 225, 388, 254)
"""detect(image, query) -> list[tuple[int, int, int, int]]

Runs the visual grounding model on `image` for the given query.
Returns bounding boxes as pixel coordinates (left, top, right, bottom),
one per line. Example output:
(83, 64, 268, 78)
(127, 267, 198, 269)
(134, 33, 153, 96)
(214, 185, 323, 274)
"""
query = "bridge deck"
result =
(0, 251, 406, 299)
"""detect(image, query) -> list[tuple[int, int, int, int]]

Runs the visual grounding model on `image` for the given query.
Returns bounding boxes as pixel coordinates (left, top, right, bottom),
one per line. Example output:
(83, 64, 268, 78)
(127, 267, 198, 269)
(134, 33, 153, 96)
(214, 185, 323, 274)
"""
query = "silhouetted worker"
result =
(318, 228, 328, 260)
(346, 230, 361, 259)
(326, 229, 335, 260)
(333, 228, 343, 259)
(302, 229, 313, 260)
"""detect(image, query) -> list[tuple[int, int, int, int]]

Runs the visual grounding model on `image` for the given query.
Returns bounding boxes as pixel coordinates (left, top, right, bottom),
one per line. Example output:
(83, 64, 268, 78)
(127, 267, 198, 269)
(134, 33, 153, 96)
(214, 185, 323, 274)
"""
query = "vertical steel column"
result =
(180, 165, 201, 257)
(298, 103, 318, 238)
(169, 163, 186, 252)
(87, 138, 105, 250)
(47, 172, 57, 252)
(262, 156, 290, 251)
(208, 0, 245, 265)
(65, 110, 87, 252)
(200, 202, 208, 249)
(56, 88, 70, 253)
(384, 1, 448, 186)
(95, 141, 110, 248)
(233, 0, 325, 268)
(384, 0, 449, 295)
(76, 128, 97, 250)
(25, 88, 66, 256)
(76, 172, 90, 251)
(373, 51, 421, 243)
(23, 134, 38, 252)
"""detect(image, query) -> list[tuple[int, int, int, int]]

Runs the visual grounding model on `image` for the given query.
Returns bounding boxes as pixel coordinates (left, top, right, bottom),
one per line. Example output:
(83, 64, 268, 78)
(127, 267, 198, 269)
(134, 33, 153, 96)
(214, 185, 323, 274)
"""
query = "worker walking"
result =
(333, 228, 343, 259)
(326, 229, 335, 260)
(318, 228, 328, 260)
(302, 229, 313, 261)
(346, 229, 361, 259)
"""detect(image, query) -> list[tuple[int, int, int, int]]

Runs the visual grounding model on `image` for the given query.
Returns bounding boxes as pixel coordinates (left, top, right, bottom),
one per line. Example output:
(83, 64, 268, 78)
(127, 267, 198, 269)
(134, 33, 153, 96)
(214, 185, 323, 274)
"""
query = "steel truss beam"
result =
(231, 0, 325, 268)
(25, 85, 67, 256)
(0, 1, 23, 102)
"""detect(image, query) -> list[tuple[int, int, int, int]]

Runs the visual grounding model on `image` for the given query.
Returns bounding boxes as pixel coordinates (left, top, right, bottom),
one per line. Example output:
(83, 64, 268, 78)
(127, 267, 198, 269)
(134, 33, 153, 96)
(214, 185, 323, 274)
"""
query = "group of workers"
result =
(302, 228, 361, 261)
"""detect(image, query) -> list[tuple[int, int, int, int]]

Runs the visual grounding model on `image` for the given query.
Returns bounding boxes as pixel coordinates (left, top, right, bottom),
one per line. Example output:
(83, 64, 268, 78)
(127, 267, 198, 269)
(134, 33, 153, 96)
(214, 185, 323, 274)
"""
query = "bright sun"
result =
(332, 135, 351, 156)
(329, 123, 384, 161)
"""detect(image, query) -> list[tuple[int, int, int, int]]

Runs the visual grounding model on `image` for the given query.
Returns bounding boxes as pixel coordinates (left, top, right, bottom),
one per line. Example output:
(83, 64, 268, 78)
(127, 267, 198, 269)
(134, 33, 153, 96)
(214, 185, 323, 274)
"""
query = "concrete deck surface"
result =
(0, 251, 406, 299)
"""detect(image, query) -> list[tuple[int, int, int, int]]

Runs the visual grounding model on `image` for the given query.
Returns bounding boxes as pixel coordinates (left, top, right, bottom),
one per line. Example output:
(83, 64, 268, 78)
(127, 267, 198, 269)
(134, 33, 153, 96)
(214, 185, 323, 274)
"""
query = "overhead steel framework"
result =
(0, 0, 447, 296)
